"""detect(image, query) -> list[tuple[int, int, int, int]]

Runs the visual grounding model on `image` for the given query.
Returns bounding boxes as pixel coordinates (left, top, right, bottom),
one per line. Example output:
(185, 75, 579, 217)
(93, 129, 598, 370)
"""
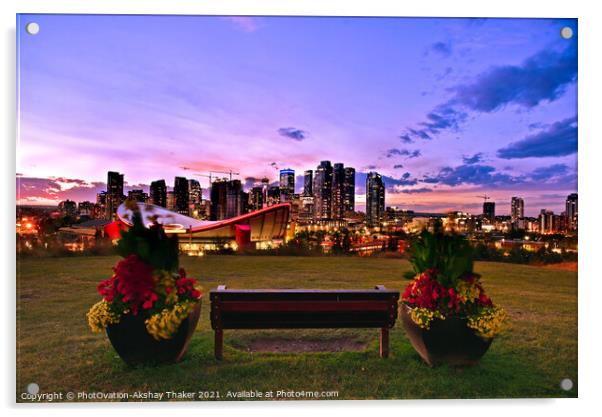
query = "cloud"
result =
(399, 133, 414, 144)
(404, 42, 577, 141)
(244, 176, 261, 189)
(277, 127, 308, 141)
(17, 176, 151, 204)
(420, 104, 468, 135)
(385, 148, 421, 159)
(393, 164, 404, 169)
(422, 164, 524, 187)
(401, 187, 434, 194)
(430, 41, 452, 57)
(420, 159, 576, 189)
(462, 152, 484, 165)
(496, 116, 577, 159)
(453, 42, 577, 112)
(529, 164, 569, 181)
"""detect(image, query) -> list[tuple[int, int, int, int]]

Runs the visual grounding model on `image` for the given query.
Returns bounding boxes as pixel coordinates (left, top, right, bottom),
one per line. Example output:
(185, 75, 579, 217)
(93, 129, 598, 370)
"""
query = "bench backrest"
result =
(210, 285, 400, 330)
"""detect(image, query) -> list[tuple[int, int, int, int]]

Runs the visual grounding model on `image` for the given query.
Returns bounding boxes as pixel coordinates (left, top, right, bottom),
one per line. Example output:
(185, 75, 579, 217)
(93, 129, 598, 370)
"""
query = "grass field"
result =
(16, 255, 577, 401)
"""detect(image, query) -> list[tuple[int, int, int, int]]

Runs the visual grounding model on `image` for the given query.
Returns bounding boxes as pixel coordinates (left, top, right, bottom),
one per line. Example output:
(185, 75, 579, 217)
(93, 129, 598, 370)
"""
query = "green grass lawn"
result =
(16, 255, 577, 401)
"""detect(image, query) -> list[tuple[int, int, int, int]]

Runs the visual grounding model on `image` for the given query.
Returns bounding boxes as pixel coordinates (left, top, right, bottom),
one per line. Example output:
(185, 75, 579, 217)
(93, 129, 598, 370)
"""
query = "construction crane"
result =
(210, 170, 240, 181)
(476, 195, 491, 202)
(193, 173, 213, 188)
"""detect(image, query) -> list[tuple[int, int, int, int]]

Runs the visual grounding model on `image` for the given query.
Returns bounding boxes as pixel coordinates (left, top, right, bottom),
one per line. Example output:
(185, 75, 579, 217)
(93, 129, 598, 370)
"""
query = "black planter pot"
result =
(400, 304, 492, 367)
(106, 299, 201, 366)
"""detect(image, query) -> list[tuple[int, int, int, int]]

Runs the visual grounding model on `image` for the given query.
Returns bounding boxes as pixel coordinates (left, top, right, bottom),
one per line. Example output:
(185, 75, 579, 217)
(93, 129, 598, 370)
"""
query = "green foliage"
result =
(114, 206, 180, 271)
(409, 225, 474, 287)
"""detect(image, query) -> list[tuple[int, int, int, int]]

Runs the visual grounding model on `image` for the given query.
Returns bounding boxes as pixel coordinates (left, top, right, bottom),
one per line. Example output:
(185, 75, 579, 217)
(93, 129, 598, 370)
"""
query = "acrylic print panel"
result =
(16, 14, 577, 402)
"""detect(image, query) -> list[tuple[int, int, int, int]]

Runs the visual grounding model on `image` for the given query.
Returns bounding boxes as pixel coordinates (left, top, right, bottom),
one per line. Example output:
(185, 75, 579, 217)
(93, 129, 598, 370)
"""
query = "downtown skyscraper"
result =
(105, 171, 124, 219)
(366, 172, 385, 227)
(149, 179, 167, 207)
(332, 163, 346, 219)
(566, 193, 578, 231)
(343, 167, 355, 213)
(279, 169, 295, 202)
(313, 161, 333, 220)
(303, 170, 313, 197)
(511, 197, 524, 222)
(174, 177, 190, 216)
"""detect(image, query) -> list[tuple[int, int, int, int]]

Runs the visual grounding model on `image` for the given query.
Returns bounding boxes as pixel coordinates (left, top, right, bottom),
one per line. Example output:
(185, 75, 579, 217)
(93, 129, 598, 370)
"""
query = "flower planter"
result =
(106, 299, 201, 365)
(400, 304, 492, 367)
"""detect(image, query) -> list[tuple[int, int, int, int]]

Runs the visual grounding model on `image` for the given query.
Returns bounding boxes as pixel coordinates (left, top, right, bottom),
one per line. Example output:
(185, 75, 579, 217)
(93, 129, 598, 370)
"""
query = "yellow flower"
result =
(87, 300, 120, 332)
(467, 306, 507, 339)
(409, 307, 445, 330)
(455, 279, 481, 303)
(144, 301, 196, 340)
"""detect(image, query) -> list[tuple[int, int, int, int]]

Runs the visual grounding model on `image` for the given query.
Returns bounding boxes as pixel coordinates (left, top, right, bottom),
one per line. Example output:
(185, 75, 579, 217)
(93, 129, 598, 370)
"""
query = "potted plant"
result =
(87, 200, 202, 365)
(401, 224, 507, 366)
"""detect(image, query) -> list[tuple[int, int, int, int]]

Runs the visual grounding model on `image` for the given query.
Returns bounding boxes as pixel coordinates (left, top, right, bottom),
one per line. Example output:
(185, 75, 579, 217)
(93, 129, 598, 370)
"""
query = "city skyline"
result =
(17, 15, 577, 216)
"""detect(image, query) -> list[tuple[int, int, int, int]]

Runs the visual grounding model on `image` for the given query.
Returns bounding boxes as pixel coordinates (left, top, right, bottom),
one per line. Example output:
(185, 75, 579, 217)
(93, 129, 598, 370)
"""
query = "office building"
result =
(566, 193, 578, 232)
(303, 170, 313, 197)
(127, 189, 148, 203)
(106, 171, 124, 219)
(483, 201, 495, 223)
(279, 169, 295, 202)
(511, 197, 524, 222)
(332, 163, 345, 219)
(313, 160, 333, 220)
(174, 177, 190, 215)
(343, 167, 355, 213)
(366, 172, 385, 227)
(150, 179, 167, 208)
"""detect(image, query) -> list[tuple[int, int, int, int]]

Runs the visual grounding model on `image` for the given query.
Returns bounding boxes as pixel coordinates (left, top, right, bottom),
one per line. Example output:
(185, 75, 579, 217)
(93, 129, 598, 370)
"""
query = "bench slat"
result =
(219, 300, 391, 313)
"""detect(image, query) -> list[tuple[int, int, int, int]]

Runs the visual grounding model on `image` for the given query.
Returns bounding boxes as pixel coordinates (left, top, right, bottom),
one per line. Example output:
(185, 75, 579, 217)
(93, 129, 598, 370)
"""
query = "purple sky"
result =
(16, 15, 577, 216)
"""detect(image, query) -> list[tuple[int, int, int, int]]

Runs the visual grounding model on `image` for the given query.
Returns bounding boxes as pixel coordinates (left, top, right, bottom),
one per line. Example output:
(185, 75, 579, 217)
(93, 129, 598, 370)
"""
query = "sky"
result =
(16, 15, 577, 216)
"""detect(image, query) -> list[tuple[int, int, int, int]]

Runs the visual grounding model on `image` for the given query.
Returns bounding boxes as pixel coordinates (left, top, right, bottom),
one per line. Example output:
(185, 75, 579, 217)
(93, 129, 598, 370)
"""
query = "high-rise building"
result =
(150, 179, 167, 207)
(188, 179, 202, 218)
(127, 189, 148, 203)
(261, 177, 270, 209)
(267, 186, 281, 207)
(250, 186, 263, 211)
(343, 167, 355, 213)
(539, 209, 555, 234)
(188, 179, 202, 205)
(106, 171, 124, 219)
(366, 172, 385, 227)
(511, 197, 524, 222)
(483, 201, 495, 223)
(77, 201, 95, 218)
(174, 177, 190, 215)
(313, 161, 333, 220)
(566, 193, 578, 232)
(303, 170, 313, 197)
(332, 163, 345, 220)
(210, 179, 243, 220)
(95, 192, 107, 219)
(166, 191, 175, 211)
(210, 179, 227, 220)
(226, 179, 243, 218)
(279, 169, 295, 202)
(59, 200, 77, 217)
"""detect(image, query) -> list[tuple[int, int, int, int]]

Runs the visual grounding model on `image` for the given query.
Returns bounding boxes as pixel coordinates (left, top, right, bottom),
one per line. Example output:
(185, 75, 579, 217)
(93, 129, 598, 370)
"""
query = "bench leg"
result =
(380, 328, 389, 358)
(215, 329, 223, 360)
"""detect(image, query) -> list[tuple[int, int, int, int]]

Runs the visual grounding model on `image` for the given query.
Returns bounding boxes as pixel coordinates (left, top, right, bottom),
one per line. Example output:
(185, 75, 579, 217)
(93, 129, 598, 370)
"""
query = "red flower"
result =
(113, 255, 155, 315)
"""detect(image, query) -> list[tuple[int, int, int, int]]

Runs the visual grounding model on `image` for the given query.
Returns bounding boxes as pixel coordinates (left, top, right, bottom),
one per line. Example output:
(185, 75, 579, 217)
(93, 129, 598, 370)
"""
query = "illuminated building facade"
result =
(150, 179, 167, 208)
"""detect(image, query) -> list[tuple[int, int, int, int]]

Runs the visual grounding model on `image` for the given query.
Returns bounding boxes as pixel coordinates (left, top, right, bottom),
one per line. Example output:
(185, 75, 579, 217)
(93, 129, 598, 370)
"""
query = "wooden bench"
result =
(209, 285, 400, 359)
